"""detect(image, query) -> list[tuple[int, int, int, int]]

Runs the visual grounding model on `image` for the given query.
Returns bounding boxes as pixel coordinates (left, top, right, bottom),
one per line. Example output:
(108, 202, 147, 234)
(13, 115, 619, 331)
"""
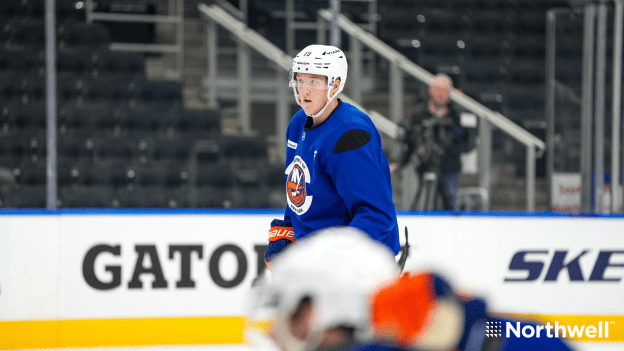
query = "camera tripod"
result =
(410, 170, 452, 211)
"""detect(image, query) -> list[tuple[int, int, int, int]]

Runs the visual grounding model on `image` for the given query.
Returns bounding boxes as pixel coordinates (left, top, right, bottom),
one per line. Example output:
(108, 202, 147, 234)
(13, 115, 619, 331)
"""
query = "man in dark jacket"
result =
(391, 73, 467, 211)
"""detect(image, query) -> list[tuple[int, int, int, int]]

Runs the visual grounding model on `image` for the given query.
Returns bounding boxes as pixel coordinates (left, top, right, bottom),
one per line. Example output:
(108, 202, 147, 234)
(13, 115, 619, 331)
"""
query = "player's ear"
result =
(332, 78, 341, 93)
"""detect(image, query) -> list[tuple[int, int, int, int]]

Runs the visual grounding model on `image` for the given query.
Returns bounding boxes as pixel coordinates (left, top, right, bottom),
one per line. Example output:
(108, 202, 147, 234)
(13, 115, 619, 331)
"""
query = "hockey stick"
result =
(397, 226, 410, 273)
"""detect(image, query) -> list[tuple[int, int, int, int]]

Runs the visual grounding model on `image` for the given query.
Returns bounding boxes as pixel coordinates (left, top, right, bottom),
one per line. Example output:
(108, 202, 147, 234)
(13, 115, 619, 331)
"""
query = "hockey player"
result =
(371, 272, 574, 351)
(250, 226, 402, 351)
(265, 44, 400, 267)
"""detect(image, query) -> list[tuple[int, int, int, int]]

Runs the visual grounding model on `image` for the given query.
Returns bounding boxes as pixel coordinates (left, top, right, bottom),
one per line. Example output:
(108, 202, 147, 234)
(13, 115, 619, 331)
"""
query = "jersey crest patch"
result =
(285, 156, 313, 215)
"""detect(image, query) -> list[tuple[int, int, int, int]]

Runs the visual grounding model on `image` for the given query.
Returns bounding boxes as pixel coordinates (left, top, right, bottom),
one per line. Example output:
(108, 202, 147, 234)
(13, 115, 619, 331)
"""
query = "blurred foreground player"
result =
(371, 272, 574, 351)
(265, 44, 400, 267)
(251, 227, 401, 351)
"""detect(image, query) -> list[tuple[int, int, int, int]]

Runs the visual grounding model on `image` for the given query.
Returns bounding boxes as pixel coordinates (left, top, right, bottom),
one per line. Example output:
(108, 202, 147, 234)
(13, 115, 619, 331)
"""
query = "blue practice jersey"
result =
(282, 100, 400, 255)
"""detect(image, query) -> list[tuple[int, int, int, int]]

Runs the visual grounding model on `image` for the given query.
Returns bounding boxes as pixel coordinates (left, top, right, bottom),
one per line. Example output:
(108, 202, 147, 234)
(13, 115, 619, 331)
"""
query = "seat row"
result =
(0, 46, 145, 75)
(2, 18, 110, 49)
(0, 133, 269, 169)
(0, 71, 179, 105)
(9, 157, 279, 188)
(1, 184, 287, 209)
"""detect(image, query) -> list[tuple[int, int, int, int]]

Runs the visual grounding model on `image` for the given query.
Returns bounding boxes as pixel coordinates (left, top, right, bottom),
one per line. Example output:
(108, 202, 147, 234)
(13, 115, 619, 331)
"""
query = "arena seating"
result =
(1, 0, 582, 209)
(0, 0, 280, 209)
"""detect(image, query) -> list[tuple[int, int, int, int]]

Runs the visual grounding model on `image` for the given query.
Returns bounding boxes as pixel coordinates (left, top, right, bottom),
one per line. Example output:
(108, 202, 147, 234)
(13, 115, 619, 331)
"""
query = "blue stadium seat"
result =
(0, 0, 26, 18)
(62, 102, 117, 132)
(94, 49, 145, 75)
(134, 79, 182, 104)
(196, 162, 234, 188)
(58, 22, 110, 48)
(3, 185, 46, 208)
(84, 73, 142, 103)
(220, 135, 267, 159)
(135, 163, 188, 188)
(232, 187, 270, 209)
(19, 162, 46, 185)
(57, 47, 97, 73)
(0, 71, 26, 102)
(265, 164, 286, 187)
(0, 47, 44, 72)
(78, 161, 130, 188)
(57, 160, 81, 186)
(58, 135, 95, 162)
(508, 58, 544, 85)
(194, 186, 234, 208)
(60, 185, 116, 208)
(151, 138, 192, 162)
(120, 103, 176, 135)
(116, 186, 173, 208)
(5, 18, 45, 48)
(58, 71, 87, 103)
(463, 59, 506, 84)
(176, 108, 221, 137)
(93, 137, 140, 161)
(8, 101, 47, 130)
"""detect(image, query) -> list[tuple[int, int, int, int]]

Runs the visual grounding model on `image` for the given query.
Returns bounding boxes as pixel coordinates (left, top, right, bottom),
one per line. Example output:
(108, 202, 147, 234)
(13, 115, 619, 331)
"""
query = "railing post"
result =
(545, 10, 556, 210)
(276, 66, 290, 163)
(317, 14, 326, 45)
(594, 3, 607, 212)
(238, 40, 251, 134)
(86, 0, 94, 24)
(205, 17, 218, 107)
(580, 4, 595, 213)
(350, 36, 362, 104)
(286, 0, 295, 54)
(366, 0, 377, 85)
(389, 60, 403, 122)
(526, 145, 536, 212)
(45, 0, 57, 209)
(478, 118, 492, 208)
(613, 0, 624, 212)
(330, 0, 341, 47)
(176, 0, 185, 79)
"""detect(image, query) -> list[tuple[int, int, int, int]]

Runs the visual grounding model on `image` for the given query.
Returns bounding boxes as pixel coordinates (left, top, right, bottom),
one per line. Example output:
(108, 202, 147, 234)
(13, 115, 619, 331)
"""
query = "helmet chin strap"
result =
(308, 89, 339, 118)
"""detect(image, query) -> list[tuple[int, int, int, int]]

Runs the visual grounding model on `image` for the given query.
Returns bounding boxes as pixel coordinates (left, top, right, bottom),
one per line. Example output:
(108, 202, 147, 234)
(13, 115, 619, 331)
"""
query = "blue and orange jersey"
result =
(281, 100, 400, 255)
(371, 272, 573, 351)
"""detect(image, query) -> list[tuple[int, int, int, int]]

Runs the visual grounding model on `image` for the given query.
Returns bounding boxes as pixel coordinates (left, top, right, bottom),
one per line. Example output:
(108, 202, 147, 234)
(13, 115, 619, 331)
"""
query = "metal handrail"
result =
(199, 3, 543, 211)
(317, 9, 546, 152)
(198, 3, 400, 139)
(85, 0, 185, 79)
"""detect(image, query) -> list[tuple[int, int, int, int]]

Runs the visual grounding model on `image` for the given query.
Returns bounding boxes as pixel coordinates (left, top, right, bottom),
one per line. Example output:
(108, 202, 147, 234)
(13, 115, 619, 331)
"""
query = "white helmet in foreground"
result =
(261, 226, 398, 351)
(289, 44, 348, 118)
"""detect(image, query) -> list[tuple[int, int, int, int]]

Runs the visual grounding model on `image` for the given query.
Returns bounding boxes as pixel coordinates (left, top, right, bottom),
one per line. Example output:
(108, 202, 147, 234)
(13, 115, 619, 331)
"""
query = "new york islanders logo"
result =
(285, 156, 313, 215)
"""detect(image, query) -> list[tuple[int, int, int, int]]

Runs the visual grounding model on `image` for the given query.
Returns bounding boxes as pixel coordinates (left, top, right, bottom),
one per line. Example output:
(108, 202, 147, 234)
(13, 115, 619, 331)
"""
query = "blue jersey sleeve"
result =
(325, 128, 400, 255)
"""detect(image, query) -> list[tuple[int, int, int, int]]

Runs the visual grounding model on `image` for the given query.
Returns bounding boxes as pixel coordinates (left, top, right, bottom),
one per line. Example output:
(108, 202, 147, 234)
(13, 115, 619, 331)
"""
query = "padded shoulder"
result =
(333, 129, 371, 154)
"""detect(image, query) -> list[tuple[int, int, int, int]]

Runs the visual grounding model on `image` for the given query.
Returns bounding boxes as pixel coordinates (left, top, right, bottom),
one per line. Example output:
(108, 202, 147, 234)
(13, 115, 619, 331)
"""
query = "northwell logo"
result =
(485, 321, 503, 337)
(486, 321, 614, 339)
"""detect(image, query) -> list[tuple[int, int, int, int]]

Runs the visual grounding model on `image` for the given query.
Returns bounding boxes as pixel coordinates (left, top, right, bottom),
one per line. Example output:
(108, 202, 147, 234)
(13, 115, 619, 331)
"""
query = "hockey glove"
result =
(264, 219, 296, 269)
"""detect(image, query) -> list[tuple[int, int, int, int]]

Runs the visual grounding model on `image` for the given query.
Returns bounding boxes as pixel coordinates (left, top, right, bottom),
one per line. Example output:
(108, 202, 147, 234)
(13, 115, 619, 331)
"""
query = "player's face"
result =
(296, 73, 329, 115)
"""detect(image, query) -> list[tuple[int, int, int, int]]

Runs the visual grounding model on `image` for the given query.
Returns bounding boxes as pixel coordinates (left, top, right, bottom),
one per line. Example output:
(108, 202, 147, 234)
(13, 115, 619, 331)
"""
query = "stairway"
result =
(489, 151, 549, 212)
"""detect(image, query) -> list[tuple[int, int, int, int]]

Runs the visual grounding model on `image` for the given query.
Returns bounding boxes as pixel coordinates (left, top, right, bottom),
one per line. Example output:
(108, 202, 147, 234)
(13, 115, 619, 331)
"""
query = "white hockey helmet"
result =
(289, 44, 348, 118)
(263, 226, 398, 351)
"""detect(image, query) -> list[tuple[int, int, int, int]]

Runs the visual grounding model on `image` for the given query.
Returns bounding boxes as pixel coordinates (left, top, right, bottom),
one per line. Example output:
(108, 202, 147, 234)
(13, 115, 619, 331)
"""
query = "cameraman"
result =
(391, 74, 466, 211)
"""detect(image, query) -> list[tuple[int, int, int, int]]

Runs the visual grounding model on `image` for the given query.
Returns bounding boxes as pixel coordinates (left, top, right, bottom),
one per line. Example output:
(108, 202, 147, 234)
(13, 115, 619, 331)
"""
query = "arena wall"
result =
(1, 210, 623, 349)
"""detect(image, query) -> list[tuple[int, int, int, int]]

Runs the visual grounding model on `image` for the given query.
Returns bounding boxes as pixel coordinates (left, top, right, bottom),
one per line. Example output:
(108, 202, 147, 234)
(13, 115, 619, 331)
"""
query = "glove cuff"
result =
(268, 225, 296, 242)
